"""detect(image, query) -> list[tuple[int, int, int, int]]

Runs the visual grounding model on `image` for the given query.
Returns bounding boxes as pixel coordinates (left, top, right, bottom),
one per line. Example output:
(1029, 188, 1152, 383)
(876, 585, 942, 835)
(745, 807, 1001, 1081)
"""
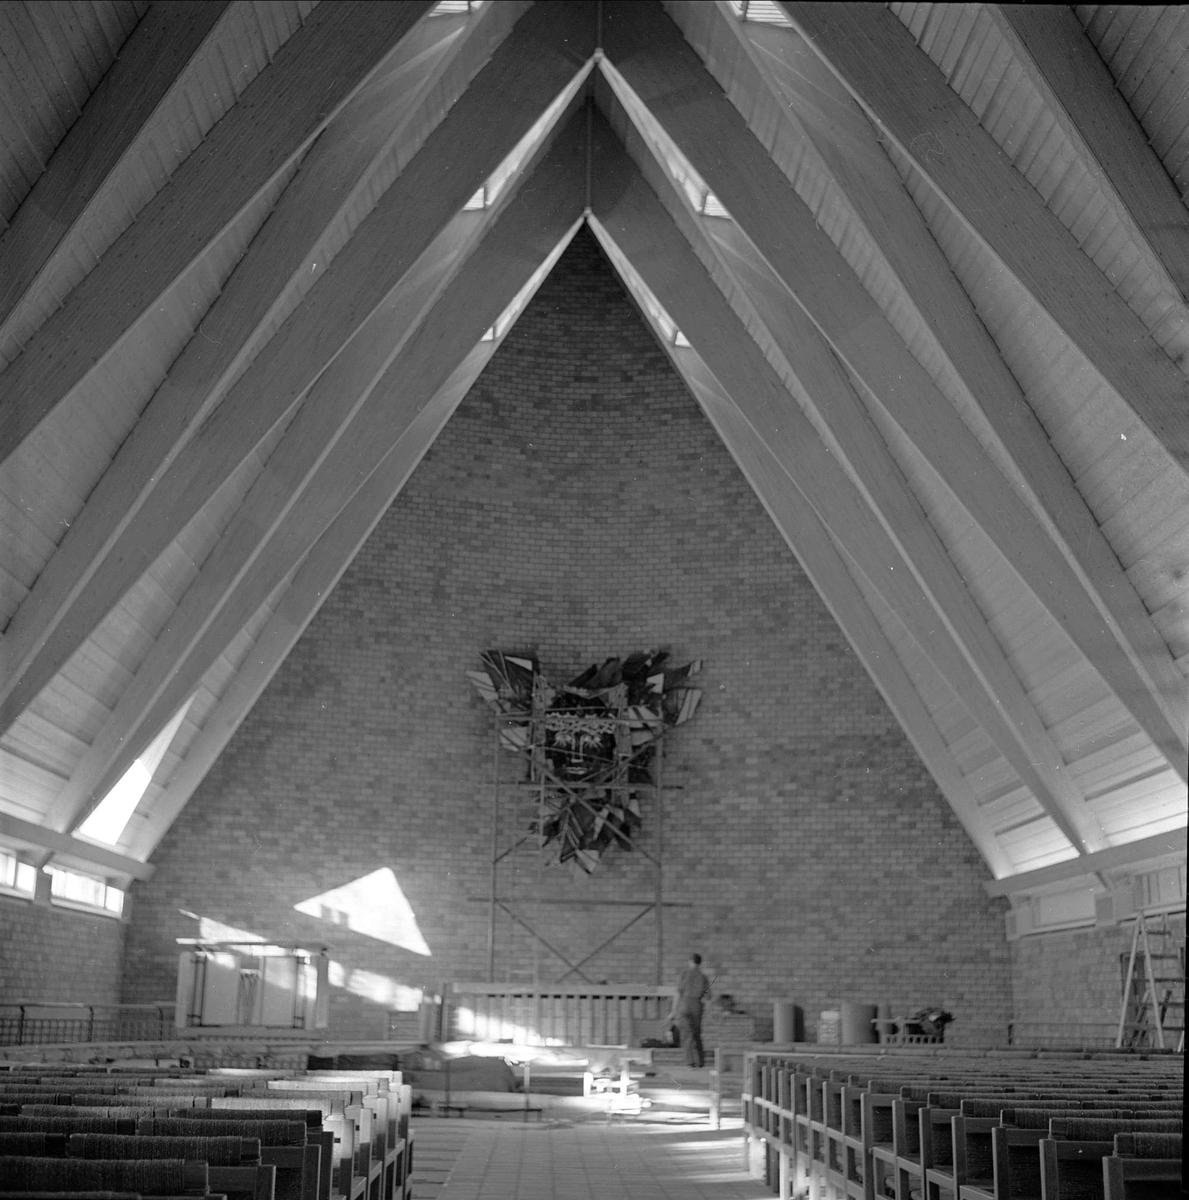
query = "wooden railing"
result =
(448, 983, 676, 1046)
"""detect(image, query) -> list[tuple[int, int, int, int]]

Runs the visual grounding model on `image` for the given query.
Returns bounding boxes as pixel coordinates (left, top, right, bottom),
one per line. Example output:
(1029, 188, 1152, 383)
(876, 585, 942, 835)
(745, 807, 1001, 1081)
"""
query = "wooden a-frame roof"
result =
(0, 1, 1185, 899)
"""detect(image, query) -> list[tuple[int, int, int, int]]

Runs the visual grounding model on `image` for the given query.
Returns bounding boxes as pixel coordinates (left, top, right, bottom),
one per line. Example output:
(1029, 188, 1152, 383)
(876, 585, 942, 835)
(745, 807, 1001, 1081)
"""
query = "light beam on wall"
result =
(327, 961, 424, 1010)
(294, 867, 431, 955)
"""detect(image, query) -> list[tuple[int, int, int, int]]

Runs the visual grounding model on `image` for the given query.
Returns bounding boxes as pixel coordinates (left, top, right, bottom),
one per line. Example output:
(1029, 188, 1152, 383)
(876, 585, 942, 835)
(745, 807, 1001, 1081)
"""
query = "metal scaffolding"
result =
(479, 685, 688, 986)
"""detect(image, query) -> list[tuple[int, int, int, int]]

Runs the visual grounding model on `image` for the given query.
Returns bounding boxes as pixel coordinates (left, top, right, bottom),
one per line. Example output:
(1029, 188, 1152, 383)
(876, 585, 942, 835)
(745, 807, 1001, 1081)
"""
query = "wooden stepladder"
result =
(1115, 911, 1185, 1051)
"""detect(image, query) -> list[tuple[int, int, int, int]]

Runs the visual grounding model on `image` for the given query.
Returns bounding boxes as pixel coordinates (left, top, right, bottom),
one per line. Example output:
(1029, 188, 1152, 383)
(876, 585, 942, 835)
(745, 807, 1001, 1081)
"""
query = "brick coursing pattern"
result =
(0, 894, 126, 1005)
(120, 229, 1013, 1044)
(1010, 915, 1186, 1031)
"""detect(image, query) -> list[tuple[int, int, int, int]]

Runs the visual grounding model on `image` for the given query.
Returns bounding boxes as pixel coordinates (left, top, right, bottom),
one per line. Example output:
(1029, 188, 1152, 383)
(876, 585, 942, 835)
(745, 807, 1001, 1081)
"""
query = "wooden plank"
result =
(0, 1, 593, 737)
(0, 0, 436, 466)
(52, 127, 586, 833)
(983, 828, 1186, 896)
(589, 126, 1105, 855)
(0, 2, 232, 338)
(778, 2, 1189, 472)
(0, 810, 153, 881)
(993, 5, 1189, 304)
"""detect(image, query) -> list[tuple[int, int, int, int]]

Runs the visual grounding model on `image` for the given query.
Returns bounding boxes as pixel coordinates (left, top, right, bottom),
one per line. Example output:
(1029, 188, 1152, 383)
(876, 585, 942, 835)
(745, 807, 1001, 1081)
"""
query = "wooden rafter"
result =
(0, 0, 436, 466)
(589, 123, 1104, 855)
(983, 828, 1187, 897)
(778, 2, 1189, 474)
(992, 3, 1189, 305)
(0, 811, 153, 883)
(692, 3, 1189, 768)
(596, 6, 1188, 779)
(0, 1, 595, 738)
(0, 1, 232, 341)
(652, 354, 1014, 878)
(0, 2, 502, 725)
(121, 344, 501, 861)
(51, 125, 587, 834)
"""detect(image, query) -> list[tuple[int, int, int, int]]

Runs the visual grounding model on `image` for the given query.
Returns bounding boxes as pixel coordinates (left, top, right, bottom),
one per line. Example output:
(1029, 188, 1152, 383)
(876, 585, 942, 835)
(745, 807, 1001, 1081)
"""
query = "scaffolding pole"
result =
(482, 705, 680, 985)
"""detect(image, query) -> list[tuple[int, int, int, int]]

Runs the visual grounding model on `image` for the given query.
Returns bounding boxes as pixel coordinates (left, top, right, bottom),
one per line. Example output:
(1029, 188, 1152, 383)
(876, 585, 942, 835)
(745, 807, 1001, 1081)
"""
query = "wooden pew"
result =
(0, 1155, 210, 1195)
(64, 1134, 273, 1200)
(139, 1118, 319, 1200)
(1103, 1133, 1182, 1200)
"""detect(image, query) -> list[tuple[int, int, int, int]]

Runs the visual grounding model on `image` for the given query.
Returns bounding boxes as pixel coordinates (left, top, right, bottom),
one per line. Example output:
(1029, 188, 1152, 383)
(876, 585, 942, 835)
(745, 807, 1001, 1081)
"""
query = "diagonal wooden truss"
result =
(0, 0, 1185, 896)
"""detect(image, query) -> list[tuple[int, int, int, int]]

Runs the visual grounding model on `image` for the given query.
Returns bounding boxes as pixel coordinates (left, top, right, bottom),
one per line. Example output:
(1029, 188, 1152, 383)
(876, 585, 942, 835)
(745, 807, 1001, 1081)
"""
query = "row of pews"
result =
(0, 1061, 412, 1200)
(740, 1050, 1182, 1200)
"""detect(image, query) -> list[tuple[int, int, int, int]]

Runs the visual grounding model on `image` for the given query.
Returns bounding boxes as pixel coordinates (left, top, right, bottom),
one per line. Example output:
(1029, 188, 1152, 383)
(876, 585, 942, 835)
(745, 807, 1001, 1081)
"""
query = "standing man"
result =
(670, 953, 711, 1068)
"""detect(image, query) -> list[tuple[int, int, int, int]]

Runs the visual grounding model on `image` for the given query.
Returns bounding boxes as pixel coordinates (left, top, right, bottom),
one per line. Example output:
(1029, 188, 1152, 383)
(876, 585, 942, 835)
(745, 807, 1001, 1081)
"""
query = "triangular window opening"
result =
(728, 0, 794, 27)
(587, 216, 692, 351)
(77, 699, 193, 846)
(430, 1, 484, 15)
(480, 219, 583, 344)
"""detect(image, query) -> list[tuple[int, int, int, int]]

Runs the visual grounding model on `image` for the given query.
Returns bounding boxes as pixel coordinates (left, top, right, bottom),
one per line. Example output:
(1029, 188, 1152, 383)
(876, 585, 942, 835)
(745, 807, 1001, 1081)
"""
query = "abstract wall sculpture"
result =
(469, 651, 702, 871)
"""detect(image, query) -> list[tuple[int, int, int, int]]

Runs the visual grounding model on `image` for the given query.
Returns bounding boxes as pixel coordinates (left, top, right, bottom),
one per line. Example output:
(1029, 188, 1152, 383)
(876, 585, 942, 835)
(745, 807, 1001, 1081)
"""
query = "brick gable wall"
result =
(120, 228, 1013, 1045)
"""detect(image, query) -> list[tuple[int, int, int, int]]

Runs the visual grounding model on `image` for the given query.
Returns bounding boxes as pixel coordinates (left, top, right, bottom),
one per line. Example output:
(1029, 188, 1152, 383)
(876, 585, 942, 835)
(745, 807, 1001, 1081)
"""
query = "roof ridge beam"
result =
(0, 0, 437, 467)
(0, 3, 596, 738)
(776, 1, 1189, 473)
(50, 123, 588, 834)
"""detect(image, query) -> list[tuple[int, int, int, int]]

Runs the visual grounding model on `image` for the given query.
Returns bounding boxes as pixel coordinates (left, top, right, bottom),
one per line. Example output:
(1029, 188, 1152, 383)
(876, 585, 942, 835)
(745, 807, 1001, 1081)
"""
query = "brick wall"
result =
(1010, 915, 1186, 1038)
(122, 228, 1013, 1045)
(0, 893, 126, 1005)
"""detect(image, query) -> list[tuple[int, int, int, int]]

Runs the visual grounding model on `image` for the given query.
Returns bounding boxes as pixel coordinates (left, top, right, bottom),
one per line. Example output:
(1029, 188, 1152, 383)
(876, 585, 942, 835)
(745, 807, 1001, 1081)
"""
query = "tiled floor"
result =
(408, 1064, 769, 1199)
(424, 1118, 770, 1199)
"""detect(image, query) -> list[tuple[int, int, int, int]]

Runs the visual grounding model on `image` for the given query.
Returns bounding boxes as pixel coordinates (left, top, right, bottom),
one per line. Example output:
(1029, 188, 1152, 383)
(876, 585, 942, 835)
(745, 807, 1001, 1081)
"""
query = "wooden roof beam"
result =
(0, 811, 153, 884)
(637, 347, 1014, 879)
(0, 0, 436, 467)
(0, 1, 519, 729)
(777, 2, 1189, 474)
(598, 4, 1188, 778)
(0, 1, 232, 343)
(50, 127, 588, 835)
(983, 827, 1187, 897)
(120, 343, 500, 862)
(0, 4, 596, 738)
(589, 124, 1104, 857)
(992, 3, 1189, 305)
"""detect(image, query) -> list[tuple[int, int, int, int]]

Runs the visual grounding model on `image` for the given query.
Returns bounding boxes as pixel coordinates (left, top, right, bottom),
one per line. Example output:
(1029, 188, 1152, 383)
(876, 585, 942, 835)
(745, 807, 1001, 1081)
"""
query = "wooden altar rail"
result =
(449, 983, 676, 1046)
